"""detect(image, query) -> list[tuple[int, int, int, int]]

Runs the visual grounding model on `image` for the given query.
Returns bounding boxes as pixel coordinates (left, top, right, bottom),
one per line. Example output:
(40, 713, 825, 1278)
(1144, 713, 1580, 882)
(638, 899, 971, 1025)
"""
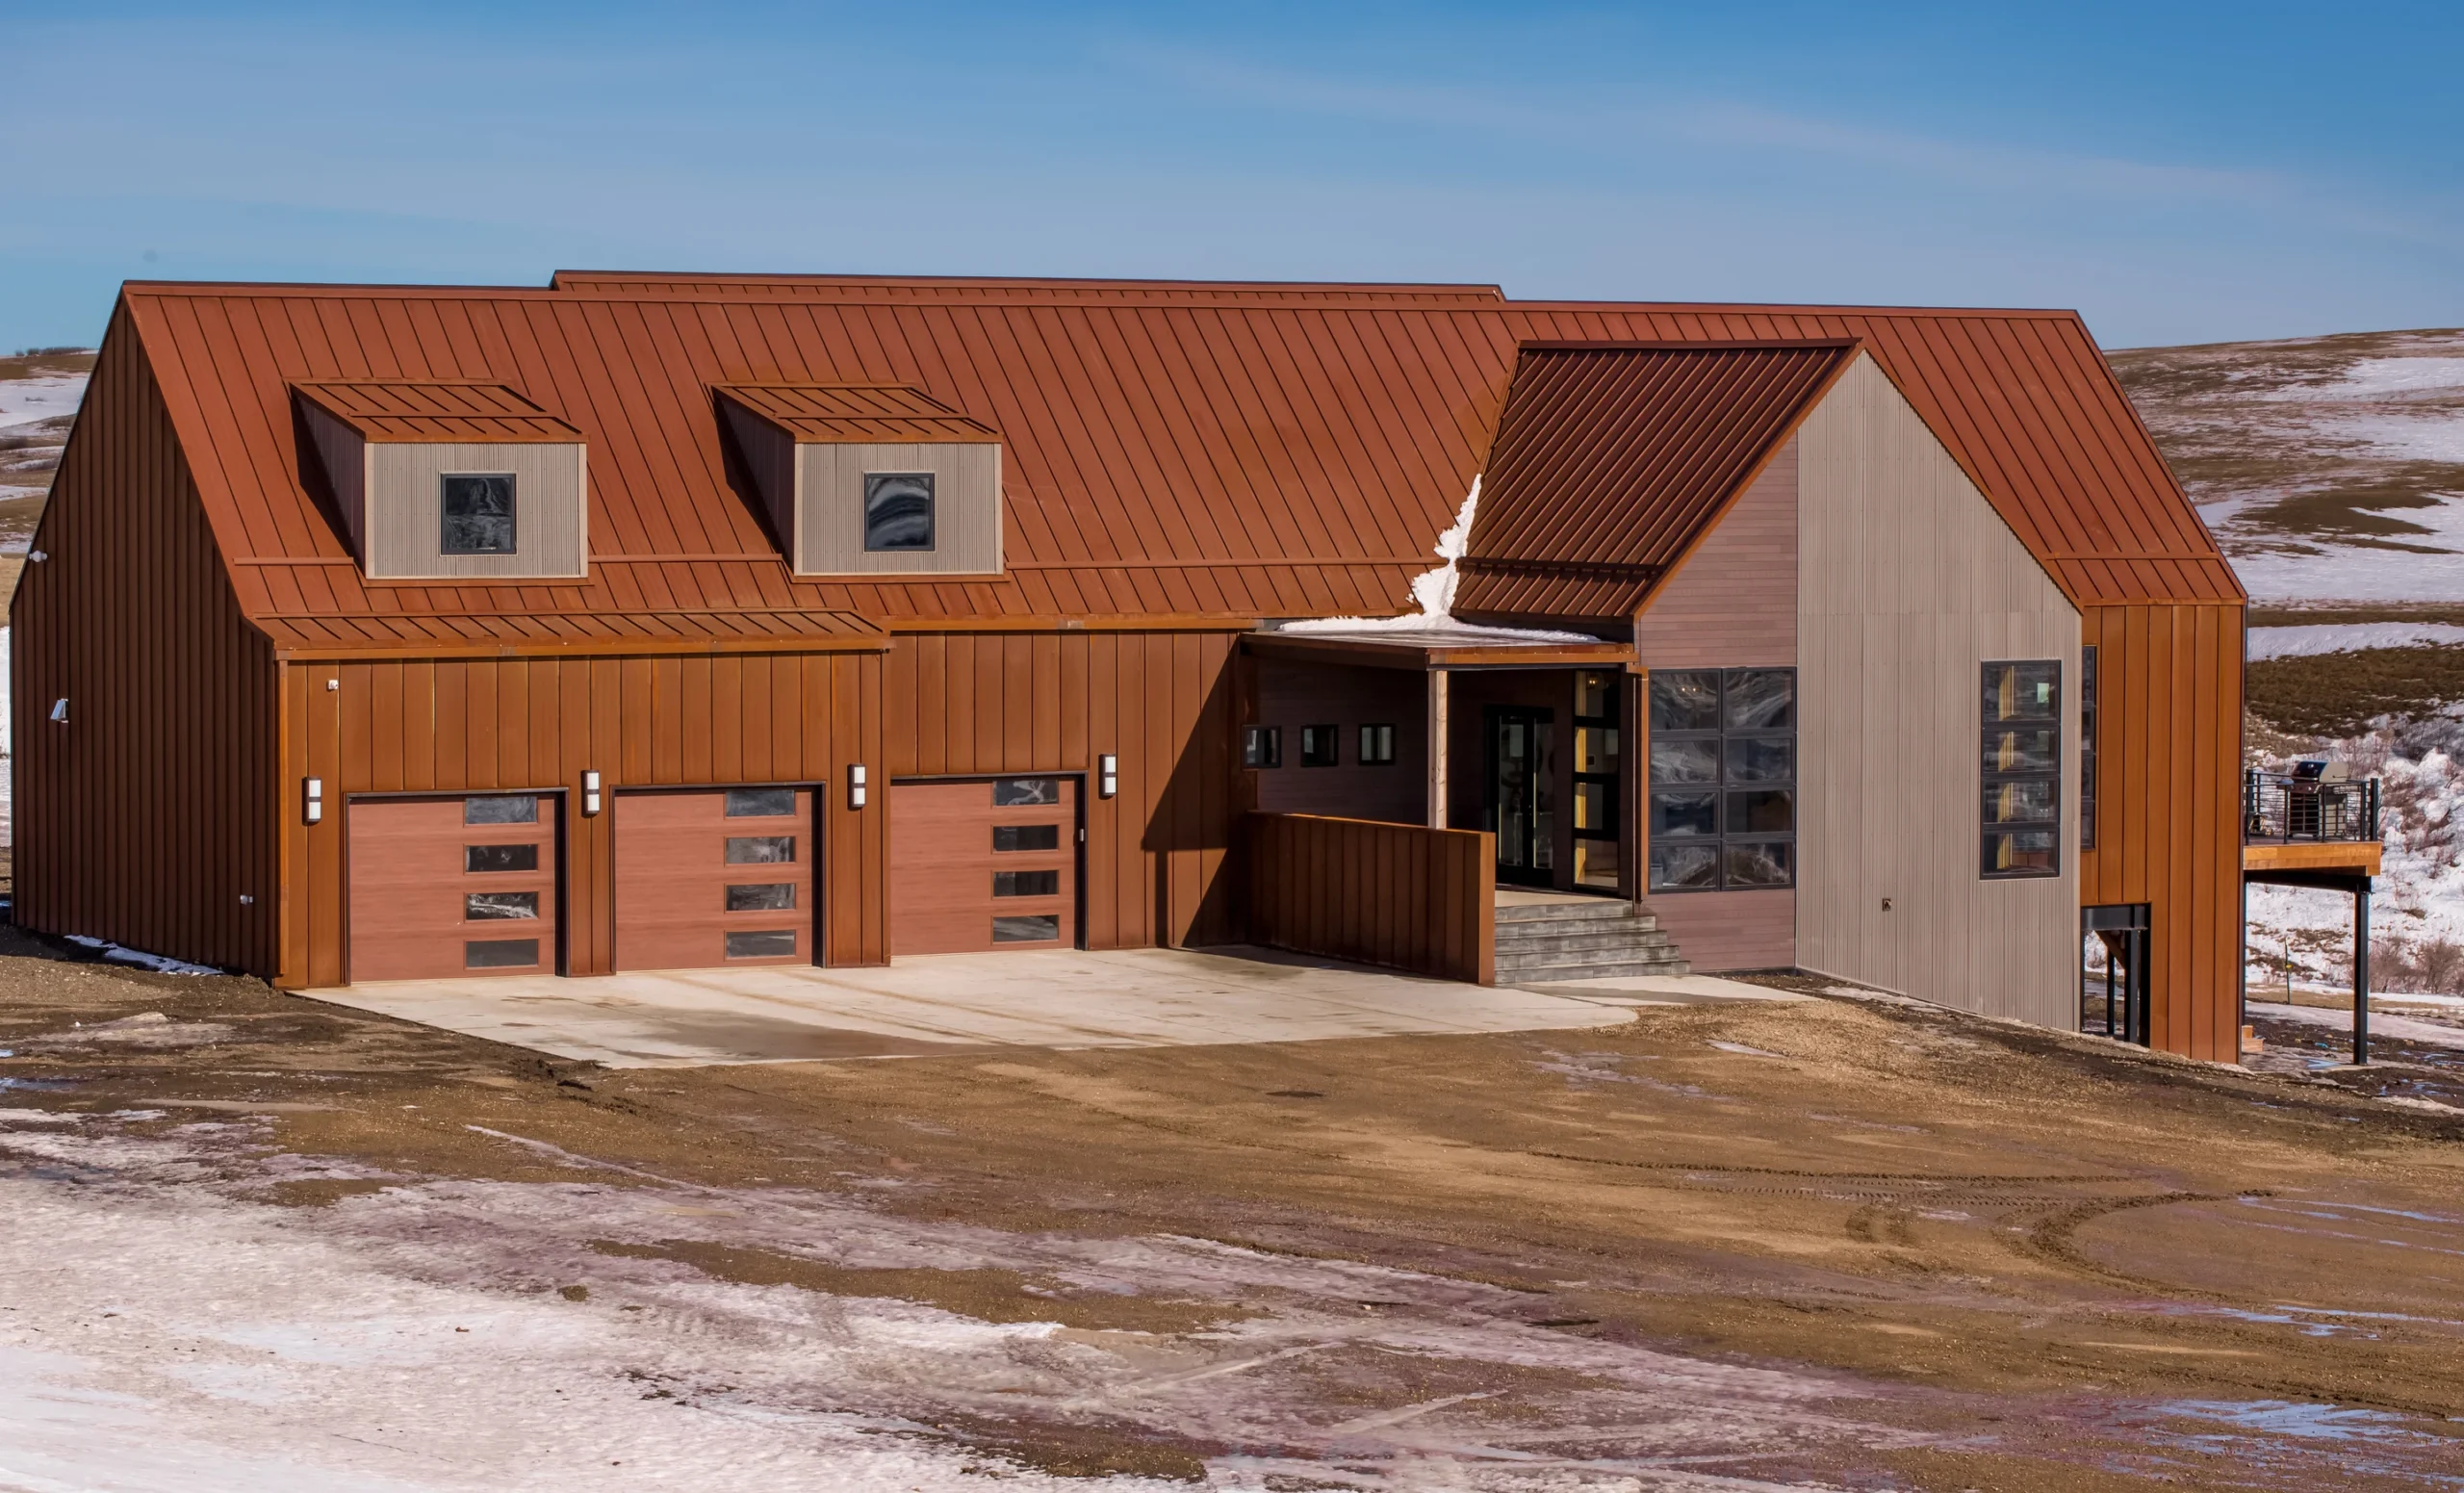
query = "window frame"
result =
(1298, 724, 1340, 767)
(1981, 658, 2063, 880)
(2079, 645, 2098, 852)
(860, 470, 937, 553)
(1646, 667, 1796, 893)
(1242, 725, 1282, 769)
(1358, 723, 1397, 766)
(438, 472, 519, 556)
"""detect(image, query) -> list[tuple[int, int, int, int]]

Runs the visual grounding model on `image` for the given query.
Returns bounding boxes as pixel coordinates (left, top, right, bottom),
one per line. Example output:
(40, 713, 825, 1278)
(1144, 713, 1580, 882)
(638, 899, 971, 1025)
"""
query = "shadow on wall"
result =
(1141, 652, 1241, 948)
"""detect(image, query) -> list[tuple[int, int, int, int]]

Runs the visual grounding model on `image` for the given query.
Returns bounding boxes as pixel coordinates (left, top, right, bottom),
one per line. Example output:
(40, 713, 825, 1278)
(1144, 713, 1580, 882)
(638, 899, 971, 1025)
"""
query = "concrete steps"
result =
(1495, 897, 1691, 981)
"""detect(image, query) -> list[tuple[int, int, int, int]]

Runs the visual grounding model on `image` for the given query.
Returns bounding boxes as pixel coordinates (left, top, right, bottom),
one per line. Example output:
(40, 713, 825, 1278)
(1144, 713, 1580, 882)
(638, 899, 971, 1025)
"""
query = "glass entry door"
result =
(1487, 707, 1555, 886)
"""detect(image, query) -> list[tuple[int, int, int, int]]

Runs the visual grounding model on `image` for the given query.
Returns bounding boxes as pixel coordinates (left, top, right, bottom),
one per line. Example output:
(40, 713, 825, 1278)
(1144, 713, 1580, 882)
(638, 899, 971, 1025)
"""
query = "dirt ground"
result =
(6, 931, 2464, 1489)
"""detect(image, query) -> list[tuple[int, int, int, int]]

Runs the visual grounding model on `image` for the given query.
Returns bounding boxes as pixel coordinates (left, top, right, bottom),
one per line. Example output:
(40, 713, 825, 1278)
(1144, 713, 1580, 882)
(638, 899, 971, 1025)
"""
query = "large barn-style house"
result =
(11, 272, 2249, 1060)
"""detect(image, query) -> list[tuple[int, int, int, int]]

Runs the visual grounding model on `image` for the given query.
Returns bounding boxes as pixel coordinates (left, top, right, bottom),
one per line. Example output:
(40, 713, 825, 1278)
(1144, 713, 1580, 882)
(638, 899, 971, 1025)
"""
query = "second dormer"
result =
(715, 383, 1002, 577)
(295, 380, 587, 580)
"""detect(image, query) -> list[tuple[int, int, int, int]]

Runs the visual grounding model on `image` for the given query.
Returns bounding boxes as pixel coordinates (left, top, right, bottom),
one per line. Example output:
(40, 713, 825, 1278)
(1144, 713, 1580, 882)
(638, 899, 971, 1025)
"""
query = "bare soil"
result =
(5, 930, 2464, 1485)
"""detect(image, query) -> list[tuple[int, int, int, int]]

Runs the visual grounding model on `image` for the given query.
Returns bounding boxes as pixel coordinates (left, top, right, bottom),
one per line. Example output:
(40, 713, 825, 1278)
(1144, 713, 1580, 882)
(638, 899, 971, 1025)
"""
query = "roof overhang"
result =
(1244, 628, 1634, 672)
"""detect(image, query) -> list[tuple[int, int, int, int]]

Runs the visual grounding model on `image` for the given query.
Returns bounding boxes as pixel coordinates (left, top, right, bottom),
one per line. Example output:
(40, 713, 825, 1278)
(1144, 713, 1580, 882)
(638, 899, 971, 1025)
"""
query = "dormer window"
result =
(863, 472, 936, 552)
(442, 474, 518, 554)
(716, 383, 1000, 576)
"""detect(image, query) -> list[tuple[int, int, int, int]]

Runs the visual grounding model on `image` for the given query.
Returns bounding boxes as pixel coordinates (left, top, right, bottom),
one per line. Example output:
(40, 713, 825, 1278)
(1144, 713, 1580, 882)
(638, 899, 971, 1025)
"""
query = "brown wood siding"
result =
(1649, 889, 1797, 971)
(9, 303, 279, 974)
(278, 649, 886, 988)
(1251, 658, 1426, 824)
(347, 795, 560, 981)
(1631, 437, 1798, 669)
(1246, 812, 1495, 983)
(888, 778, 1079, 954)
(2079, 603, 2246, 1063)
(612, 787, 815, 971)
(885, 630, 1242, 950)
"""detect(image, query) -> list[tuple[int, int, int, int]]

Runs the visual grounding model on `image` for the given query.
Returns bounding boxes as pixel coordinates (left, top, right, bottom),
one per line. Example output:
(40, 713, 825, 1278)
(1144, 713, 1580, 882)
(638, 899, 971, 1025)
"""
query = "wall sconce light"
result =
(849, 764, 868, 810)
(48, 699, 67, 724)
(1098, 754, 1117, 799)
(28, 551, 46, 563)
(581, 769, 602, 817)
(304, 777, 323, 825)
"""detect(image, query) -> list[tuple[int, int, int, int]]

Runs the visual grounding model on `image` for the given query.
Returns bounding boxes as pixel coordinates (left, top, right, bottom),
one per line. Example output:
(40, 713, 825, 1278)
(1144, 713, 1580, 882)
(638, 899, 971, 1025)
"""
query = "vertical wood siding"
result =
(9, 304, 280, 973)
(2080, 603, 2245, 1062)
(1246, 812, 1495, 983)
(799, 443, 1002, 576)
(1795, 354, 2082, 1027)
(1251, 658, 1426, 824)
(1632, 438, 1798, 668)
(885, 629, 1243, 949)
(279, 648, 887, 988)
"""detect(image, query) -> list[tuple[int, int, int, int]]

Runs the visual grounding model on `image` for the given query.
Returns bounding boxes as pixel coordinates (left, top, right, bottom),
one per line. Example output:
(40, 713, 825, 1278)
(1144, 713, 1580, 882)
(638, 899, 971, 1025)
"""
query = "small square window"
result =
(440, 474, 517, 555)
(726, 929, 799, 959)
(1299, 725, 1339, 767)
(725, 787, 796, 817)
(1242, 726, 1282, 768)
(1358, 724, 1396, 766)
(863, 472, 935, 552)
(464, 891, 539, 921)
(464, 795, 538, 825)
(725, 836, 796, 864)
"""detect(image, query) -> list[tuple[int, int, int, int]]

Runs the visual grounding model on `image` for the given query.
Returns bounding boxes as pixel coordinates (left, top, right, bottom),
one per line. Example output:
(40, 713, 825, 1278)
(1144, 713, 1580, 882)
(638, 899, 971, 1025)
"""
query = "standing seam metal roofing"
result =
(1455, 342, 1857, 618)
(117, 276, 2238, 648)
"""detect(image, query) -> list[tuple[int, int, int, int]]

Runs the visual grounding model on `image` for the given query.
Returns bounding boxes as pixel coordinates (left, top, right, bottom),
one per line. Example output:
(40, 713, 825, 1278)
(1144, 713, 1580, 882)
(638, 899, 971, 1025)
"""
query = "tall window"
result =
(1983, 660, 2061, 878)
(1572, 670, 1622, 890)
(440, 474, 517, 554)
(1647, 668, 1795, 892)
(2079, 645, 2098, 851)
(862, 472, 936, 552)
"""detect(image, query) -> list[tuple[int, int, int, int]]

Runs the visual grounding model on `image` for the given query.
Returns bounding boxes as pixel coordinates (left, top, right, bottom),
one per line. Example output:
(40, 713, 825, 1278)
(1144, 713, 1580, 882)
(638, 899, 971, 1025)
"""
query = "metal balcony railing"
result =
(2244, 766, 2380, 844)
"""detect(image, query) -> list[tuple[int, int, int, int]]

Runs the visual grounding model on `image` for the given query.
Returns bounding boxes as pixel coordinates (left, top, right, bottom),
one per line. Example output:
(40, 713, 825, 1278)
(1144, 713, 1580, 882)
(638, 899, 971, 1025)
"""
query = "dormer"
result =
(294, 380, 587, 579)
(714, 383, 1001, 577)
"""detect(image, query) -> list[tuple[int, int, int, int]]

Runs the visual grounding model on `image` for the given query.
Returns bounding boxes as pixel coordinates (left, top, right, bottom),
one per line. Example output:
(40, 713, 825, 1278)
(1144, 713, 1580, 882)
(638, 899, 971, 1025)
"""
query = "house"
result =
(9, 273, 2249, 1060)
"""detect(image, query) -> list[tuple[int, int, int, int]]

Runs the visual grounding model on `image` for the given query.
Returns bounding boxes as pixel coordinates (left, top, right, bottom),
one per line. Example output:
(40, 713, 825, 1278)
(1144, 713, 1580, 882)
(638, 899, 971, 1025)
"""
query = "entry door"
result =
(1487, 707, 1555, 887)
(347, 793, 558, 982)
(614, 787, 814, 971)
(890, 777, 1078, 954)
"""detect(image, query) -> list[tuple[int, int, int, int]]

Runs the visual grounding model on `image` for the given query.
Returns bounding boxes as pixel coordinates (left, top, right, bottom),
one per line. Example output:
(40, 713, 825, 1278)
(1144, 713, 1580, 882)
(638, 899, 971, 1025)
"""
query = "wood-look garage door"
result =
(890, 777, 1077, 955)
(347, 794, 558, 982)
(614, 786, 814, 971)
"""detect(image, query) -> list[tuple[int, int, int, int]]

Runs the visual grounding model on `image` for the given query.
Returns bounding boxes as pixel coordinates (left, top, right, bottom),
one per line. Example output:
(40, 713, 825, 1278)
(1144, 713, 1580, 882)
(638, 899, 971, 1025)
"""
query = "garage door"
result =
(890, 777, 1077, 955)
(614, 786, 814, 971)
(347, 794, 557, 982)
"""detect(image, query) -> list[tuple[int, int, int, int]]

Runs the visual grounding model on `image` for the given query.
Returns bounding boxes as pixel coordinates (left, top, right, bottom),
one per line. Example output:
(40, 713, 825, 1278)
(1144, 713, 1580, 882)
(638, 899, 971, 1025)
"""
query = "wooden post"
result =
(2354, 880, 2371, 1066)
(1426, 667, 1450, 830)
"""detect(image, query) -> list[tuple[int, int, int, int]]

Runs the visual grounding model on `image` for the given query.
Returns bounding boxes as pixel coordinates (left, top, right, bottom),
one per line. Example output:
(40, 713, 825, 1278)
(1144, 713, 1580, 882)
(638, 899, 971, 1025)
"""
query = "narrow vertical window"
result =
(1572, 670, 1622, 890)
(1357, 724, 1396, 765)
(1982, 660, 2061, 878)
(1242, 726, 1282, 768)
(440, 474, 517, 554)
(2079, 645, 2098, 851)
(1299, 725, 1339, 767)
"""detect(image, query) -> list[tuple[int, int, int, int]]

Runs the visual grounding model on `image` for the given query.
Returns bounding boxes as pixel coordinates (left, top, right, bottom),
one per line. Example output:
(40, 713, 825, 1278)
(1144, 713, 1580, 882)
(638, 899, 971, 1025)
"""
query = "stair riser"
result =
(1495, 930, 1676, 955)
(1501, 961, 1692, 981)
(1495, 906, 1647, 925)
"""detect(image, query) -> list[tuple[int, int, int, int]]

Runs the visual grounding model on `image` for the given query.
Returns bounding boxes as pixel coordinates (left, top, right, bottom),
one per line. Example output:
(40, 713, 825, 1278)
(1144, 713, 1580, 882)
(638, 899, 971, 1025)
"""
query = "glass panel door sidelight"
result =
(1487, 706, 1555, 886)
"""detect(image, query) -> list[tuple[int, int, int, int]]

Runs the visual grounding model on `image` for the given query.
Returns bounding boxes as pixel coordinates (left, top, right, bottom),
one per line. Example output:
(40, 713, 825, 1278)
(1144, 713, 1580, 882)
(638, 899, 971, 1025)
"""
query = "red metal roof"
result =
(713, 383, 998, 443)
(1455, 342, 1857, 618)
(116, 275, 2238, 648)
(292, 379, 581, 444)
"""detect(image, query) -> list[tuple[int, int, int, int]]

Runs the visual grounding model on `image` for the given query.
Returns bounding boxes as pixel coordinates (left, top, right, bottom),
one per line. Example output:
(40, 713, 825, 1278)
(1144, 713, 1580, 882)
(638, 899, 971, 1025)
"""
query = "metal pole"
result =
(2106, 942, 2117, 1037)
(1426, 667, 1450, 830)
(2354, 880, 2371, 1067)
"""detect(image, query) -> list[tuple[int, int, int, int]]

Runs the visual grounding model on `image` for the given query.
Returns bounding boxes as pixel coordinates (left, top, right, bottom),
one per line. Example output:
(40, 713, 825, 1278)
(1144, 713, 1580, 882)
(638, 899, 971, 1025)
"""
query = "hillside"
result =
(1, 347, 92, 613)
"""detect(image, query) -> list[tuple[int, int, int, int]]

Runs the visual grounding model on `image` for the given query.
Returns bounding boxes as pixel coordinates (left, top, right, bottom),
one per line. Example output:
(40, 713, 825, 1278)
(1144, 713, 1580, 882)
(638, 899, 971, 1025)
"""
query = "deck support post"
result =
(1426, 667, 1450, 830)
(2353, 880, 2371, 1066)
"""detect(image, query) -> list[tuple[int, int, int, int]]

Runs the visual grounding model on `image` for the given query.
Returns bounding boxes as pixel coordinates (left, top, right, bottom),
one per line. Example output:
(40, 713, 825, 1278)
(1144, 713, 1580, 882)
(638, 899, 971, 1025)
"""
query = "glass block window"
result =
(1647, 668, 1794, 892)
(1983, 660, 2061, 878)
(440, 474, 517, 554)
(726, 787, 795, 817)
(1299, 725, 1339, 767)
(862, 472, 935, 552)
(2079, 646, 2098, 851)
(1242, 726, 1282, 768)
(1358, 724, 1396, 766)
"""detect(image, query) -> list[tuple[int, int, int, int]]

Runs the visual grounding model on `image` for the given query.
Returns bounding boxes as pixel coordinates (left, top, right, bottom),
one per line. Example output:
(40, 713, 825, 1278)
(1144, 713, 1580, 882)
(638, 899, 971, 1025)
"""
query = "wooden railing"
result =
(1245, 812, 1495, 984)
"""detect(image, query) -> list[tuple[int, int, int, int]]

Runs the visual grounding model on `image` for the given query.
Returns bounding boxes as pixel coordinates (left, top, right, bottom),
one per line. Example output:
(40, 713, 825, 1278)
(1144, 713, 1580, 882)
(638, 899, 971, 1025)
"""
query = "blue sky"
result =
(6, 1, 2458, 350)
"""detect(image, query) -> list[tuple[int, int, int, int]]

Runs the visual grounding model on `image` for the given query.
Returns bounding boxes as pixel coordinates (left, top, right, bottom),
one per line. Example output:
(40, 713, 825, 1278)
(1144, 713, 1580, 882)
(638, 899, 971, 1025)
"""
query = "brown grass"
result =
(2246, 644, 2464, 735)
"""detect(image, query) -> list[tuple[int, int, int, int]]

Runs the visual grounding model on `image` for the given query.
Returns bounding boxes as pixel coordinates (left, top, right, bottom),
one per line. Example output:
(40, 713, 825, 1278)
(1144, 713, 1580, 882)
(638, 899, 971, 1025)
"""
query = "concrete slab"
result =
(1517, 973, 1813, 1006)
(299, 945, 1639, 1068)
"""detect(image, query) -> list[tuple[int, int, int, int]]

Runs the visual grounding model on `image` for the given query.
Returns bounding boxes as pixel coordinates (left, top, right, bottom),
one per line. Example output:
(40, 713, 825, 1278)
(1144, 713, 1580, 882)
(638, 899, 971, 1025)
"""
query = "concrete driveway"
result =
(299, 945, 1694, 1068)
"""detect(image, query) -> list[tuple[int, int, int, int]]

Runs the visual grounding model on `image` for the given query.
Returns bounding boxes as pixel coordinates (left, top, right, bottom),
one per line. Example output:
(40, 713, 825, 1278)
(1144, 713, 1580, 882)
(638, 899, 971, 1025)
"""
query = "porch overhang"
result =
(1243, 628, 1636, 672)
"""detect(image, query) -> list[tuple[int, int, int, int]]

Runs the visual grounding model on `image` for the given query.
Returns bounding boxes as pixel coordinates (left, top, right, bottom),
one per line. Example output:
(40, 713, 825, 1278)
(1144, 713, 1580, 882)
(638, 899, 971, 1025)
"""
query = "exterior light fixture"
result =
(581, 769, 602, 816)
(1098, 754, 1118, 799)
(48, 699, 67, 724)
(849, 764, 868, 810)
(304, 777, 324, 825)
(28, 551, 46, 563)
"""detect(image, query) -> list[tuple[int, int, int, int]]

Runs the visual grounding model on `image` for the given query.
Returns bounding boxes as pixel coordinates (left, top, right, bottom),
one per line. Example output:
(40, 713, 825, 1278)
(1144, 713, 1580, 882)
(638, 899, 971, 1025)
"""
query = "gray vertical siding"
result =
(719, 399, 797, 549)
(1794, 353, 2080, 1026)
(363, 443, 587, 579)
(299, 402, 369, 556)
(797, 442, 1002, 576)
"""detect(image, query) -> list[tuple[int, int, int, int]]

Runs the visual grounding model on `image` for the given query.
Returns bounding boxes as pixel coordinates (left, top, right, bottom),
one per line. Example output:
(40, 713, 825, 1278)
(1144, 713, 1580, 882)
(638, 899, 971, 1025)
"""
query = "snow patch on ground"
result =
(2249, 623, 2464, 659)
(2229, 494, 2464, 604)
(62, 936, 221, 976)
(0, 373, 83, 430)
(0, 1112, 1930, 1490)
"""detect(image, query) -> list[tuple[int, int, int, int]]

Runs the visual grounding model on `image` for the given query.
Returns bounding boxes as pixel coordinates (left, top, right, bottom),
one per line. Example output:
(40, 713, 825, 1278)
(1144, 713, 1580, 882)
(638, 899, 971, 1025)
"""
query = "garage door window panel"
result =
(726, 883, 797, 912)
(466, 891, 539, 920)
(466, 939, 539, 969)
(726, 930, 800, 959)
(464, 843, 538, 873)
(726, 836, 796, 864)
